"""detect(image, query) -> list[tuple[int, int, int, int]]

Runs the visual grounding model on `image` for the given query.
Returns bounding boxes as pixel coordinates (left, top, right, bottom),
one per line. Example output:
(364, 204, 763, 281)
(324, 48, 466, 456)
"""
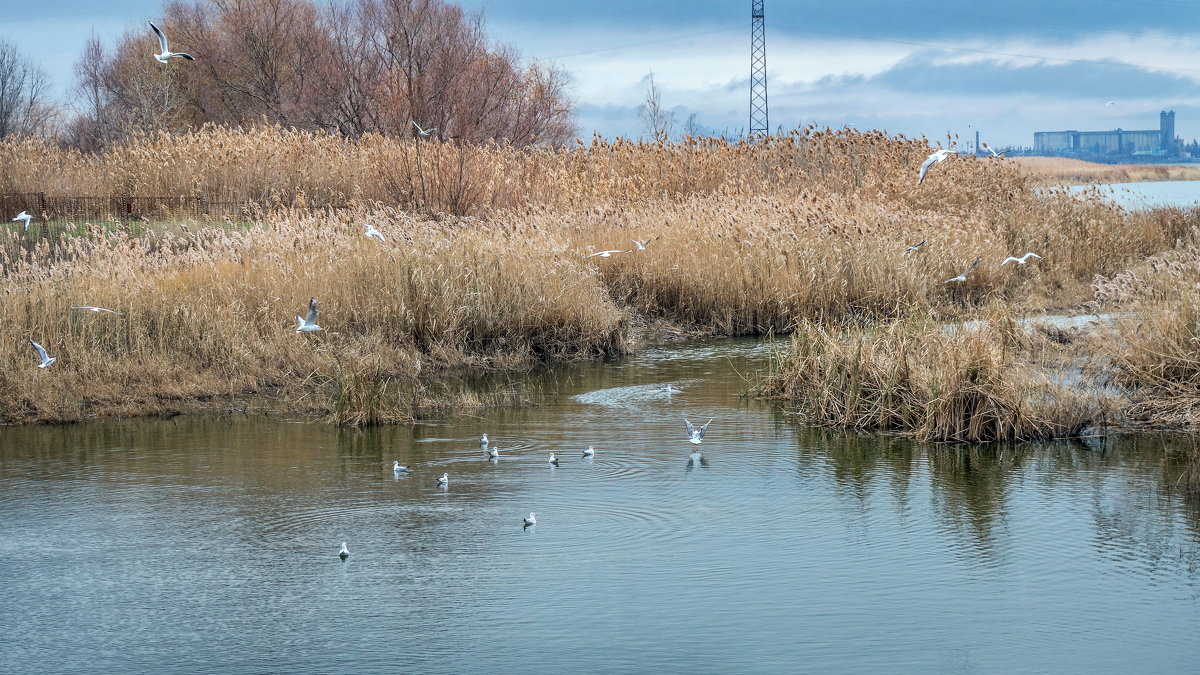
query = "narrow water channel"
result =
(2, 338, 1198, 673)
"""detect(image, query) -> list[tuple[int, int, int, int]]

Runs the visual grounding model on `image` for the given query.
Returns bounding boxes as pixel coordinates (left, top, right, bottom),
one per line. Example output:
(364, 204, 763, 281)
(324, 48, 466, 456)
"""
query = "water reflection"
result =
(2, 337, 1199, 672)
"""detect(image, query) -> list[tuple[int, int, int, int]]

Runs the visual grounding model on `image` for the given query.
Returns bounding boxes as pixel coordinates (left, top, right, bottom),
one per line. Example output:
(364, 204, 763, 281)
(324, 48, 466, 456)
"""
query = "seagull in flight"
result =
(523, 512, 537, 527)
(582, 446, 595, 458)
(29, 339, 56, 369)
(632, 238, 655, 251)
(339, 542, 350, 560)
(393, 461, 409, 474)
(944, 257, 982, 283)
(295, 298, 322, 332)
(1001, 252, 1042, 266)
(583, 249, 632, 259)
(684, 417, 712, 445)
(1106, 100, 1116, 107)
(149, 22, 195, 63)
(904, 239, 927, 253)
(918, 149, 952, 185)
(70, 305, 122, 314)
(979, 143, 1009, 157)
(12, 211, 31, 231)
(363, 223, 385, 242)
(412, 121, 436, 137)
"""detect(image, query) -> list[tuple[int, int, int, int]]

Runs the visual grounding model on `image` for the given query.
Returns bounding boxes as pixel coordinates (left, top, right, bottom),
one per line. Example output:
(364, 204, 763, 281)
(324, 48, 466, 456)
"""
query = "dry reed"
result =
(0, 126, 1195, 428)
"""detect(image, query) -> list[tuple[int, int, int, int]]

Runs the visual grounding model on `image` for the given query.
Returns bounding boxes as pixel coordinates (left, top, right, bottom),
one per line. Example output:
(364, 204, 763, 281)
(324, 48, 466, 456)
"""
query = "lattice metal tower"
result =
(749, 0, 768, 136)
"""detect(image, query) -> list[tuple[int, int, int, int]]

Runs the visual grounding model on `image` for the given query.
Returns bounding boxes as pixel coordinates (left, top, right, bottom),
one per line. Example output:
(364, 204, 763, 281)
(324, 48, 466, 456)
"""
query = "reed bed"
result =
(757, 313, 1110, 442)
(1011, 156, 1200, 187)
(1, 126, 1197, 428)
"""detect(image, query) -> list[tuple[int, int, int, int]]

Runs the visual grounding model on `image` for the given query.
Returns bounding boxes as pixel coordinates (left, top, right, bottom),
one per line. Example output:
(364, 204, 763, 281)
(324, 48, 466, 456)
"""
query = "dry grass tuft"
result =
(758, 313, 1110, 442)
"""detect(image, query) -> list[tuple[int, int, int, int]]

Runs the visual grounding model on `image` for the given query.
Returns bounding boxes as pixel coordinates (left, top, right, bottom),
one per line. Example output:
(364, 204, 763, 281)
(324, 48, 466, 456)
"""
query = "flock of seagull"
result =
(914, 148, 1043, 283)
(335, 412, 713, 559)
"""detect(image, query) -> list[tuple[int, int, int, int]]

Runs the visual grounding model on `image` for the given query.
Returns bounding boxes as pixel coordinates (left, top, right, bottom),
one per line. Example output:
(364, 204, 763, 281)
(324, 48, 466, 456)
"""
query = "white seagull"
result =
(917, 149, 952, 185)
(980, 142, 1009, 157)
(295, 297, 322, 332)
(393, 461, 409, 474)
(1001, 252, 1042, 266)
(684, 417, 712, 445)
(944, 257, 982, 283)
(480, 433, 489, 448)
(412, 121, 436, 137)
(363, 223, 385, 242)
(12, 211, 31, 231)
(582, 446, 595, 458)
(1106, 100, 1116, 107)
(904, 239, 927, 253)
(548, 453, 559, 465)
(436, 472, 449, 486)
(149, 22, 195, 63)
(632, 238, 654, 251)
(583, 249, 632, 259)
(660, 383, 681, 393)
(29, 339, 56, 369)
(70, 305, 122, 314)
(487, 447, 499, 459)
(523, 512, 537, 527)
(338, 542, 350, 560)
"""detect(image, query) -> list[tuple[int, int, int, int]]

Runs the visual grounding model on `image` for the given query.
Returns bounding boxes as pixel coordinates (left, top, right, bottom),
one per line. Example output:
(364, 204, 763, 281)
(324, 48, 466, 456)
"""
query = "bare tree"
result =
(64, 0, 576, 148)
(0, 39, 57, 138)
(638, 71, 673, 142)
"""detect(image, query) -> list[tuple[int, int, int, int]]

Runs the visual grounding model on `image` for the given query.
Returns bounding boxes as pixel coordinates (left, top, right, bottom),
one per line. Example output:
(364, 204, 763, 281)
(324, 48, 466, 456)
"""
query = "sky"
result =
(9, 0, 1200, 148)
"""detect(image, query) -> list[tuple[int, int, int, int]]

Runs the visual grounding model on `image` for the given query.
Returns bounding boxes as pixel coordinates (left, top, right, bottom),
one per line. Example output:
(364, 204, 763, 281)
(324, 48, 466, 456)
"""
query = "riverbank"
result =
(1011, 156, 1200, 186)
(1, 128, 1199, 440)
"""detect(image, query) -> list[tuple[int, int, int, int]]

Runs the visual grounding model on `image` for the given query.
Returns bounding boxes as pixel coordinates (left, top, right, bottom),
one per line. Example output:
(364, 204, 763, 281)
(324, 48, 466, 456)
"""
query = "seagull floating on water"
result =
(149, 22, 195, 63)
(583, 249, 632, 259)
(684, 417, 712, 445)
(338, 542, 350, 560)
(29, 339, 56, 369)
(480, 433, 489, 448)
(437, 472, 449, 486)
(295, 297, 322, 332)
(548, 453, 559, 465)
(582, 446, 595, 458)
(904, 239, 927, 253)
(918, 149, 952, 185)
(632, 238, 654, 251)
(393, 461, 409, 474)
(1001, 252, 1042, 266)
(12, 211, 31, 231)
(944, 257, 982, 284)
(659, 383, 681, 393)
(363, 223, 385, 242)
(487, 447, 499, 459)
(70, 305, 122, 314)
(412, 121, 436, 137)
(523, 512, 537, 527)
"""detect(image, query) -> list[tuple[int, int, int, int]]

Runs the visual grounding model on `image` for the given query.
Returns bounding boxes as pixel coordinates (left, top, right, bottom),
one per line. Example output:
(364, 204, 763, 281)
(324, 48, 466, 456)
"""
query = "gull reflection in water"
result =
(686, 451, 709, 472)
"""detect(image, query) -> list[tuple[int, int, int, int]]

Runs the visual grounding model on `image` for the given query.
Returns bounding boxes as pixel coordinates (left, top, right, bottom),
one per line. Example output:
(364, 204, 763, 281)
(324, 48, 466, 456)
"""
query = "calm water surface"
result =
(2, 339, 1199, 673)
(1065, 179, 1200, 210)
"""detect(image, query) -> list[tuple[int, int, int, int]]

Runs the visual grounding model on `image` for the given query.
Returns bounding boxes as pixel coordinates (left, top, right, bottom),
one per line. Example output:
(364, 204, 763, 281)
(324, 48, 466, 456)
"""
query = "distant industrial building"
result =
(1034, 111, 1179, 158)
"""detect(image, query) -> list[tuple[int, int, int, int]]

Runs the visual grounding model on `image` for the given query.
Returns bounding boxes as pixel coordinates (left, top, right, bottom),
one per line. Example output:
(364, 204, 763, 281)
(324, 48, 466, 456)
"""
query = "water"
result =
(1064, 180, 1200, 210)
(2, 338, 1199, 673)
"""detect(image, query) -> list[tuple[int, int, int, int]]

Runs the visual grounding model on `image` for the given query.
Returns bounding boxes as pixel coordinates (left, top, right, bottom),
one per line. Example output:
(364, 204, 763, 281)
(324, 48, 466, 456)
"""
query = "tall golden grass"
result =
(1011, 156, 1200, 187)
(757, 312, 1109, 442)
(0, 126, 1196, 429)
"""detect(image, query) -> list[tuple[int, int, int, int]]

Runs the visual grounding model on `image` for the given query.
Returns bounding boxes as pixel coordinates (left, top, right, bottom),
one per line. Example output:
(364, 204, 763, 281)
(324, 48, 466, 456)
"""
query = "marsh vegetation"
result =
(3, 126, 1200, 488)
